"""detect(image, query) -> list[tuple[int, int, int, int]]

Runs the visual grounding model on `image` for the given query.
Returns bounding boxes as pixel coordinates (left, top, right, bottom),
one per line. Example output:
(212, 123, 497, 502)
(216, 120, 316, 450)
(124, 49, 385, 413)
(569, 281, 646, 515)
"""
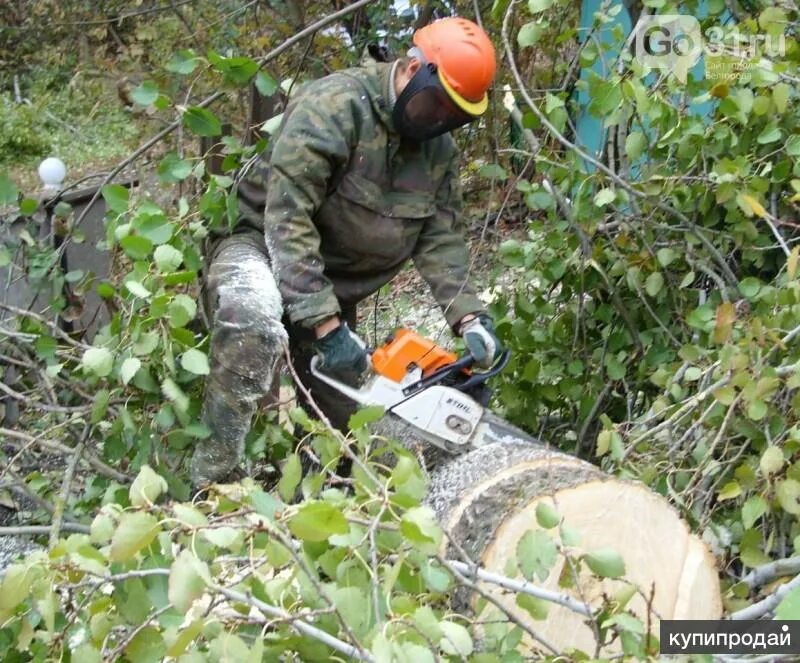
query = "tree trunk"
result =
(425, 440, 722, 656)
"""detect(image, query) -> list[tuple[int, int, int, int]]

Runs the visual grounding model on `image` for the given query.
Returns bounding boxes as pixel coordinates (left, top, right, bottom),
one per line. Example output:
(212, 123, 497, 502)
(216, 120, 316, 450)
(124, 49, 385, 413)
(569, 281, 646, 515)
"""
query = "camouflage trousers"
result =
(190, 231, 359, 485)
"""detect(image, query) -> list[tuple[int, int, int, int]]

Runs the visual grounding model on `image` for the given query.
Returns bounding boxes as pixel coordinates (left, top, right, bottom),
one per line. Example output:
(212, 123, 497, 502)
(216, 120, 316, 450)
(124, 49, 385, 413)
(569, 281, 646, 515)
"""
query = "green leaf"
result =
(132, 81, 159, 106)
(516, 593, 549, 620)
(183, 107, 222, 137)
(0, 173, 19, 206)
(413, 606, 443, 641)
(129, 464, 168, 507)
(124, 280, 151, 299)
(625, 132, 647, 161)
(526, 190, 553, 211)
(717, 481, 742, 501)
(517, 529, 558, 581)
(400, 506, 443, 553)
(348, 405, 385, 430)
(741, 495, 768, 529)
(91, 388, 110, 423)
(535, 502, 560, 529)
(517, 22, 545, 48)
(255, 71, 279, 96)
(250, 489, 282, 521)
(157, 152, 193, 183)
(201, 526, 244, 550)
(747, 400, 768, 421)
(528, 0, 553, 11)
(289, 501, 349, 541)
(786, 135, 800, 157)
(154, 244, 183, 272)
(439, 621, 473, 657)
(110, 512, 160, 561)
(756, 123, 782, 144)
(136, 217, 173, 244)
(35, 335, 57, 360)
(759, 446, 784, 476)
(173, 504, 209, 528)
(168, 294, 197, 328)
(125, 626, 165, 663)
(166, 50, 199, 74)
(278, 453, 302, 502)
(82, 347, 114, 377)
(584, 548, 626, 578)
(775, 586, 800, 619)
(656, 248, 677, 267)
(181, 348, 210, 375)
(19, 198, 39, 215)
(421, 561, 451, 592)
(208, 52, 259, 85)
(168, 550, 210, 614)
(645, 271, 664, 297)
(777, 479, 800, 515)
(773, 83, 791, 114)
(560, 523, 581, 547)
(738, 277, 762, 299)
(593, 187, 616, 207)
(478, 163, 508, 180)
(588, 79, 623, 117)
(162, 378, 190, 413)
(0, 564, 34, 611)
(120, 235, 153, 260)
(330, 586, 370, 638)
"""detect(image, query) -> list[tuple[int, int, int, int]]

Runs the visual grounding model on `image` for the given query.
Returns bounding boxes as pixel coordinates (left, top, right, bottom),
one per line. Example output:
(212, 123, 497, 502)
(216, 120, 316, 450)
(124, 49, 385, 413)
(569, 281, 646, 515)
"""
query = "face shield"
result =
(392, 62, 476, 142)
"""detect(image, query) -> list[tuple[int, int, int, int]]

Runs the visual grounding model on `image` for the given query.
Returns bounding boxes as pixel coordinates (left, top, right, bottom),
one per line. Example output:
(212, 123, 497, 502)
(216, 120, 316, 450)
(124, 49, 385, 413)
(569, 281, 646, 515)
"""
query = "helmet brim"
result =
(438, 72, 488, 116)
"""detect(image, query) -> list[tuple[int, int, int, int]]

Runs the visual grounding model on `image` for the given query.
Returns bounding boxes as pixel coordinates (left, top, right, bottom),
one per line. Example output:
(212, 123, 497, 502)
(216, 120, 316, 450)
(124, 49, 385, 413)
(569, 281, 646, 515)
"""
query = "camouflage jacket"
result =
(239, 60, 485, 330)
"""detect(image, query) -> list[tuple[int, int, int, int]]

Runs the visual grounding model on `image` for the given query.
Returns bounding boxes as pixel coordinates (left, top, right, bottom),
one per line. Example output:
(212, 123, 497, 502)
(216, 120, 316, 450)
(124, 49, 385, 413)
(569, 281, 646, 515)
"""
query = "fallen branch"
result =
(0, 427, 128, 483)
(50, 428, 87, 548)
(0, 524, 90, 536)
(730, 572, 800, 620)
(741, 557, 800, 591)
(442, 558, 593, 617)
(211, 584, 374, 661)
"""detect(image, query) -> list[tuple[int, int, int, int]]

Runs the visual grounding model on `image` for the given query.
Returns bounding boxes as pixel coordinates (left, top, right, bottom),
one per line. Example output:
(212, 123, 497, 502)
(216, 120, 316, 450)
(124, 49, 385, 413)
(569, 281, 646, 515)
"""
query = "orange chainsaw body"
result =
(371, 329, 458, 383)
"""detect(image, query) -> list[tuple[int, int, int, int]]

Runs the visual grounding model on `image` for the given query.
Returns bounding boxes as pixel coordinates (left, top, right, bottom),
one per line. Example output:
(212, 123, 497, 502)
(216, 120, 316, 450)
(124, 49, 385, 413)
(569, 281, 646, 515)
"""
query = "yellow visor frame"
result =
(438, 71, 489, 116)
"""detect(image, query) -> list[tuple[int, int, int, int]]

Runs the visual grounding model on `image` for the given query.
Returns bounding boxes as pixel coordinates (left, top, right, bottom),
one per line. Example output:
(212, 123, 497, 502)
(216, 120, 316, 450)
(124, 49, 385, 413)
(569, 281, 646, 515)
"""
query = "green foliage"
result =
(489, 0, 800, 622)
(0, 95, 52, 162)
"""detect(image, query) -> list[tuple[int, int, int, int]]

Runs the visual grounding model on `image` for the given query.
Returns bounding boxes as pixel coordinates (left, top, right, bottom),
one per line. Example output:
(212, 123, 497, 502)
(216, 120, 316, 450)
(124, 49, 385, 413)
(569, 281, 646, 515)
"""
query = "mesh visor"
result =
(404, 86, 473, 136)
(393, 63, 475, 142)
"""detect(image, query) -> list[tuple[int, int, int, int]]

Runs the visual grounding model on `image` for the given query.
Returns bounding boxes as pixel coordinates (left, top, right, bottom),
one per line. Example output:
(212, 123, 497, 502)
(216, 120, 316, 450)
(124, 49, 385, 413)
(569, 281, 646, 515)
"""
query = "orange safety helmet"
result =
(412, 18, 496, 116)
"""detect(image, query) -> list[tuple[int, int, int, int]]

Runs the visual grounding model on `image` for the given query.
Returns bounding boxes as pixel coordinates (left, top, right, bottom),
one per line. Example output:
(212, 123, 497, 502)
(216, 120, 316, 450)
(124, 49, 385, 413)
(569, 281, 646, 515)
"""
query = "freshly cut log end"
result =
(425, 441, 721, 656)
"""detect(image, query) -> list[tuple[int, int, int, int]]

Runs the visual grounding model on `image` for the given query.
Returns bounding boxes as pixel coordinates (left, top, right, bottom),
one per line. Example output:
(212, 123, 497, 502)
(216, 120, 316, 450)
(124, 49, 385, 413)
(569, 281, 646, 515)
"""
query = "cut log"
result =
(425, 440, 721, 656)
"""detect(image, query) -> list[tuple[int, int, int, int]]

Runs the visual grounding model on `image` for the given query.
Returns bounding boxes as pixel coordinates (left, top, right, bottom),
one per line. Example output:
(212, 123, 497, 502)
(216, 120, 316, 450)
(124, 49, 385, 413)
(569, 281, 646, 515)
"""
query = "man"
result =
(191, 17, 503, 486)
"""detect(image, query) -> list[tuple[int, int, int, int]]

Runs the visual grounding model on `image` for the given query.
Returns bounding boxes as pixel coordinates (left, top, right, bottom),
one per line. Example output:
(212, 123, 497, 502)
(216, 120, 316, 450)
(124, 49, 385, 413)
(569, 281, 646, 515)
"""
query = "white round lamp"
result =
(38, 157, 67, 191)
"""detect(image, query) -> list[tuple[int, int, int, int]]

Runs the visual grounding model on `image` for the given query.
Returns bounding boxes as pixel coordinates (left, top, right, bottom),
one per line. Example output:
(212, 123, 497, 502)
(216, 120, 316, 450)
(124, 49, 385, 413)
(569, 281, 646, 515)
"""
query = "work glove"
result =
(313, 322, 368, 386)
(460, 313, 502, 369)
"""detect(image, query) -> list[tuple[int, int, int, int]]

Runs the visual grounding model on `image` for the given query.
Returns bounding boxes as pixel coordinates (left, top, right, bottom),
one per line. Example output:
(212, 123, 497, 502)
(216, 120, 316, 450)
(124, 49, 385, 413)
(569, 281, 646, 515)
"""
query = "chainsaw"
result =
(309, 328, 530, 455)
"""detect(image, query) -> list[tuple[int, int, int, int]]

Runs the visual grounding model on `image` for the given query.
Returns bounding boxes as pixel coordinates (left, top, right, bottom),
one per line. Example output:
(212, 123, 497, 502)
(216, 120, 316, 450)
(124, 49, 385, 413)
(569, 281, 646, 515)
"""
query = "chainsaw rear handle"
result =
(401, 348, 510, 396)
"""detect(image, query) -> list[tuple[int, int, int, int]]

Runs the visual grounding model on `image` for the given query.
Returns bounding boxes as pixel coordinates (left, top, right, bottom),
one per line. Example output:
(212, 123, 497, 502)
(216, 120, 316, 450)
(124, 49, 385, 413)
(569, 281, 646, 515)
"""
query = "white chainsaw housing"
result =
(309, 357, 484, 448)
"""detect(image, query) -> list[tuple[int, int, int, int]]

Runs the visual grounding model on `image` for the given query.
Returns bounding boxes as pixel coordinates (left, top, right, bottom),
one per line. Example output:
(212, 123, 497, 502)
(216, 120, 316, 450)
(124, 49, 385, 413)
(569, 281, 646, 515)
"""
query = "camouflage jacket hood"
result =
(240, 60, 484, 330)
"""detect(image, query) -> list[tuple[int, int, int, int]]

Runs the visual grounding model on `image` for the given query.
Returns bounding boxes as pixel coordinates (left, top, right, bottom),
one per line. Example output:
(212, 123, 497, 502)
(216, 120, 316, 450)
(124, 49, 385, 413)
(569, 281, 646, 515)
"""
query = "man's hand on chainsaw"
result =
(313, 321, 368, 386)
(459, 313, 502, 369)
